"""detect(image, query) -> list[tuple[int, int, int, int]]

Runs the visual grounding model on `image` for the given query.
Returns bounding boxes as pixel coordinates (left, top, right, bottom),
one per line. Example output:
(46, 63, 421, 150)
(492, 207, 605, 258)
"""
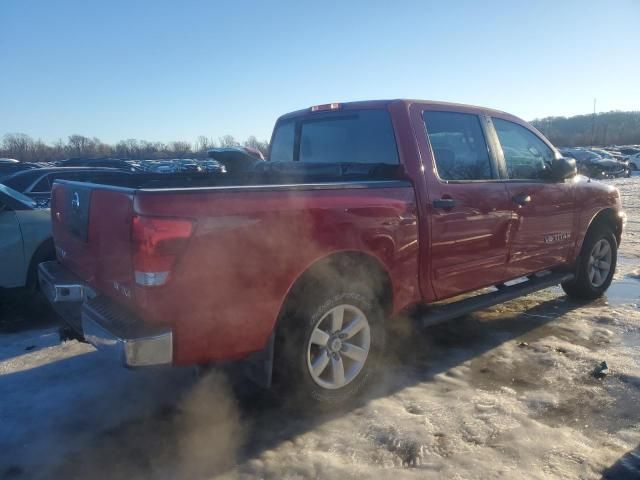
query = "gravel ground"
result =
(1, 175, 639, 480)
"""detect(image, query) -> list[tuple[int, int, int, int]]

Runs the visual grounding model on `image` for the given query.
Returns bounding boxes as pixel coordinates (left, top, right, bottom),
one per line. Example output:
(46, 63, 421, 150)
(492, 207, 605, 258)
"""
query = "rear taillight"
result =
(131, 215, 193, 287)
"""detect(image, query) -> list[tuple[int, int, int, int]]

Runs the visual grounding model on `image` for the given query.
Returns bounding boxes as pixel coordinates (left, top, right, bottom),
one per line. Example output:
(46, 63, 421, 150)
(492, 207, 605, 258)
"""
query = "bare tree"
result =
(244, 135, 269, 156)
(218, 135, 239, 148)
(2, 133, 34, 161)
(67, 134, 98, 157)
(0, 132, 270, 162)
(168, 141, 192, 158)
(195, 135, 216, 153)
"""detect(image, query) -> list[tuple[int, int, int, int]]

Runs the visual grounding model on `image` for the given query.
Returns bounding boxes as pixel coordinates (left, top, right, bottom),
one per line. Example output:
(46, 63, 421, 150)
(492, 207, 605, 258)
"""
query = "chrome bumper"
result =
(38, 261, 173, 367)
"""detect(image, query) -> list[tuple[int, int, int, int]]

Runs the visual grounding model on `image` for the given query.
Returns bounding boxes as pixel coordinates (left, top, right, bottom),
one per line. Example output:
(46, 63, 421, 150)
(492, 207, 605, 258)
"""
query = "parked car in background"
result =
(208, 147, 264, 174)
(617, 147, 640, 157)
(0, 161, 41, 181)
(137, 158, 225, 174)
(560, 148, 628, 178)
(0, 184, 53, 289)
(587, 148, 631, 177)
(56, 157, 142, 172)
(627, 152, 640, 171)
(40, 100, 624, 405)
(601, 148, 629, 163)
(0, 167, 128, 207)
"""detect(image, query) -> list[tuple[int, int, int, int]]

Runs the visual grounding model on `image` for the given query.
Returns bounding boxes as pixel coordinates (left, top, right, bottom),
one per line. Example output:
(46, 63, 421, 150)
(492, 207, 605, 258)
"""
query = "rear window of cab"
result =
(269, 109, 399, 165)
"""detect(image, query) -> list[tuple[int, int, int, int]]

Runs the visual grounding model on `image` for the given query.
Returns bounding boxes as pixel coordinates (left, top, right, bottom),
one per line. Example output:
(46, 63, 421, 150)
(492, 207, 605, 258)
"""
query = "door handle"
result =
(512, 193, 531, 206)
(433, 198, 456, 209)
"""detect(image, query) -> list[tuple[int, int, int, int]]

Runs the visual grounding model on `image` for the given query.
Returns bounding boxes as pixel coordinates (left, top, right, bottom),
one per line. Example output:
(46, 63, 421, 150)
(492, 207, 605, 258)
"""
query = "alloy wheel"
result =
(306, 304, 371, 390)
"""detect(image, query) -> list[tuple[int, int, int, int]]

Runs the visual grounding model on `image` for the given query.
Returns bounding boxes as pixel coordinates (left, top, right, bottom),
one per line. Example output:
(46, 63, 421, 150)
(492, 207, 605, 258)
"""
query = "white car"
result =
(0, 184, 53, 288)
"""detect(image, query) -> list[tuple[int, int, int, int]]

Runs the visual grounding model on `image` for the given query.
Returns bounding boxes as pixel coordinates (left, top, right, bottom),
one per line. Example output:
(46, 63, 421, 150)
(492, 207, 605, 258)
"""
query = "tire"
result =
(562, 226, 617, 300)
(273, 278, 385, 406)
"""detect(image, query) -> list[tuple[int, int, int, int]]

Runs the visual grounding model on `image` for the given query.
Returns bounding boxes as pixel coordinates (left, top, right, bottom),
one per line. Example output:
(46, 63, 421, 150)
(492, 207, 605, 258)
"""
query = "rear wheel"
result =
(562, 226, 617, 300)
(274, 281, 385, 406)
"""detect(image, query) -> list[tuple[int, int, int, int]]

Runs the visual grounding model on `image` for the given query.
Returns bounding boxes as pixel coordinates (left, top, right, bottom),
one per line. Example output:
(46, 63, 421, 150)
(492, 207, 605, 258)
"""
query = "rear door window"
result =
(423, 111, 493, 181)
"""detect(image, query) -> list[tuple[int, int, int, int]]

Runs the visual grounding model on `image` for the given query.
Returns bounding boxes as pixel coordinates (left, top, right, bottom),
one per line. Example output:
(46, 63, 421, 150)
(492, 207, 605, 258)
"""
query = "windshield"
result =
(591, 150, 613, 158)
(0, 183, 36, 208)
(2, 170, 40, 192)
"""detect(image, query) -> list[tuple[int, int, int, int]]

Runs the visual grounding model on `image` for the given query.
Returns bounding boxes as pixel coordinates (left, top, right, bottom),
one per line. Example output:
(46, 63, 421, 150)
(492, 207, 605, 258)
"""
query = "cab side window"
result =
(492, 118, 554, 180)
(269, 119, 295, 162)
(423, 111, 492, 181)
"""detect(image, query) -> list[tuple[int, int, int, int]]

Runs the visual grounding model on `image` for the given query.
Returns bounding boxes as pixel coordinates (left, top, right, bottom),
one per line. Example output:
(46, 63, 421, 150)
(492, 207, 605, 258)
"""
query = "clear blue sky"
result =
(1, 0, 639, 144)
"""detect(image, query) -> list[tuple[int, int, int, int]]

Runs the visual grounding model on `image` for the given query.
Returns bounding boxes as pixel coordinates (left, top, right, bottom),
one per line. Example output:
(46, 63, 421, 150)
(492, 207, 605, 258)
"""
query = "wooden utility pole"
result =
(591, 98, 597, 145)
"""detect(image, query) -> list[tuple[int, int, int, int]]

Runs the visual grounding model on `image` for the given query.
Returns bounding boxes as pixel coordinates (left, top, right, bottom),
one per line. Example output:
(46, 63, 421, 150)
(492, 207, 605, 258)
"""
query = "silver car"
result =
(0, 184, 53, 289)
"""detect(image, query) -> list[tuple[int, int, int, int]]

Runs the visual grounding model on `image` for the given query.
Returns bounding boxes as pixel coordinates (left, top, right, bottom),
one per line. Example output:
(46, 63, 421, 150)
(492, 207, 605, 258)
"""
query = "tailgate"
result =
(51, 181, 136, 308)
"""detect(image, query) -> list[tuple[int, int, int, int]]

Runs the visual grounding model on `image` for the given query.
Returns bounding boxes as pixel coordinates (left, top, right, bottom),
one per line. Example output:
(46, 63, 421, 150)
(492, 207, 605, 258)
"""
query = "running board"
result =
(420, 272, 574, 328)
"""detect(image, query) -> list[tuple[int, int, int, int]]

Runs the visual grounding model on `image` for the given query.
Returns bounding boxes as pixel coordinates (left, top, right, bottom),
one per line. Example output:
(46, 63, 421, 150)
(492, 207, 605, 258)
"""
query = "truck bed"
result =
(82, 161, 406, 190)
(50, 164, 420, 365)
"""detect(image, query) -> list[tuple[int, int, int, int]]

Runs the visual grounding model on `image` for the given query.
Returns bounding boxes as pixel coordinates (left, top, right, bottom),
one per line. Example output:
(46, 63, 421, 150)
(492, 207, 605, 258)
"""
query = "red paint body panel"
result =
(502, 181, 575, 278)
(134, 187, 420, 364)
(49, 99, 624, 367)
(52, 182, 420, 364)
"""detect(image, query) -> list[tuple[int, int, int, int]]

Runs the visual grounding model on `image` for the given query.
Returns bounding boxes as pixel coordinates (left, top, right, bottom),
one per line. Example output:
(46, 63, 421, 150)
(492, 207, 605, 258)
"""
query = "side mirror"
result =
(551, 157, 577, 181)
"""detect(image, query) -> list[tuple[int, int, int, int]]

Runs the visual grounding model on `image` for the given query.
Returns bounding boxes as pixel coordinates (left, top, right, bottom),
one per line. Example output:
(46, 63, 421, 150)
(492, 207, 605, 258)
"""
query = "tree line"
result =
(3, 110, 639, 162)
(531, 110, 640, 147)
(0, 133, 270, 163)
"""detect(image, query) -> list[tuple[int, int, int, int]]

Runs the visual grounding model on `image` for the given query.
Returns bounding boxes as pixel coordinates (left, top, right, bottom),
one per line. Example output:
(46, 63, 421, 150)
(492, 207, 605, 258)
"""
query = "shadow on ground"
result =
(602, 444, 640, 479)
(19, 293, 591, 479)
(0, 289, 58, 333)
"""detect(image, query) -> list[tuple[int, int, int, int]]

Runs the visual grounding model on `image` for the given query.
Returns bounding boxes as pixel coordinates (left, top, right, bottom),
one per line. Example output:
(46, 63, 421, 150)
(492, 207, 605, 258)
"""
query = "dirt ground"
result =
(1, 175, 639, 480)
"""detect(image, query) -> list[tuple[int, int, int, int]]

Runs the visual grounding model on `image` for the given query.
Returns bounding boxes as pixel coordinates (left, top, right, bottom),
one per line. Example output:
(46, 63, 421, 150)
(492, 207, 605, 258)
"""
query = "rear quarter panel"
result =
(134, 185, 420, 364)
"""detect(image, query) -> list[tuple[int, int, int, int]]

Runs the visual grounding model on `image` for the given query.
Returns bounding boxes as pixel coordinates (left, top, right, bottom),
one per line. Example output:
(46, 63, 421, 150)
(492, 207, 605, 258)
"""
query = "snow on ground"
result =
(1, 176, 639, 480)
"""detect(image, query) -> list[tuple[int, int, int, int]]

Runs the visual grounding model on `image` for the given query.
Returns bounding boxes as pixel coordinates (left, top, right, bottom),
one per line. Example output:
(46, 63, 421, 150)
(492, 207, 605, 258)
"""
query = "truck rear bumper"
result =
(38, 261, 173, 367)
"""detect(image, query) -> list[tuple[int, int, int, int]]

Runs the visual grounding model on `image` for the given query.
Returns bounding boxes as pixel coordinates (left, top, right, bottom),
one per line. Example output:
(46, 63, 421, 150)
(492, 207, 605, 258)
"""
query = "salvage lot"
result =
(1, 176, 639, 479)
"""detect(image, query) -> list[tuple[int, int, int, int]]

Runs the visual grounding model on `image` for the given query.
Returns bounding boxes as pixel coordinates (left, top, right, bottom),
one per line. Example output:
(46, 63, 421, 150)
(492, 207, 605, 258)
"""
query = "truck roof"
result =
(277, 99, 520, 123)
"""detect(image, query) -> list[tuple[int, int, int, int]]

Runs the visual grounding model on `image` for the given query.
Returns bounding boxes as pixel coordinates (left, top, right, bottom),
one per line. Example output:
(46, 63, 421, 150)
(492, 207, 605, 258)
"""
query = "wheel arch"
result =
(577, 208, 623, 257)
(276, 250, 394, 329)
(25, 237, 55, 289)
(589, 208, 623, 246)
(267, 250, 393, 393)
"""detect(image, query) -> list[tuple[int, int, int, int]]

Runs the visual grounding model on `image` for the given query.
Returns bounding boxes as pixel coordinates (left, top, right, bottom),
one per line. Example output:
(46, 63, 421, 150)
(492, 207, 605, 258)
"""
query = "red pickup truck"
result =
(39, 100, 625, 404)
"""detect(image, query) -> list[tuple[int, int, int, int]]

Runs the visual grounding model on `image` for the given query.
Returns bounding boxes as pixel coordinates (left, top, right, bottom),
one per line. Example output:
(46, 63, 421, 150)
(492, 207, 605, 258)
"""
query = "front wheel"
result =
(274, 284, 385, 406)
(562, 227, 617, 300)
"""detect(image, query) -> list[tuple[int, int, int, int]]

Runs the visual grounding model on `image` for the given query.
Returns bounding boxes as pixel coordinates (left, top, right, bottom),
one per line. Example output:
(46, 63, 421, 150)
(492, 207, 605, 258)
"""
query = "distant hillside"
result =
(530, 111, 640, 147)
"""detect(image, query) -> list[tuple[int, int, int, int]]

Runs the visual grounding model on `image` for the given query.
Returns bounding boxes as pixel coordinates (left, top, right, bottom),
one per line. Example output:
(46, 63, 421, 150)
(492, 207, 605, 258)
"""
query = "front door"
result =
(413, 106, 513, 300)
(489, 117, 575, 279)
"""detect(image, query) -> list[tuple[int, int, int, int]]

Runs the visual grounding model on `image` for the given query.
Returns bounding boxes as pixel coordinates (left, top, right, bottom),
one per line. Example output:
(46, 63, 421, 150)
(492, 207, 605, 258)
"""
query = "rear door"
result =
(411, 105, 512, 299)
(489, 117, 575, 278)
